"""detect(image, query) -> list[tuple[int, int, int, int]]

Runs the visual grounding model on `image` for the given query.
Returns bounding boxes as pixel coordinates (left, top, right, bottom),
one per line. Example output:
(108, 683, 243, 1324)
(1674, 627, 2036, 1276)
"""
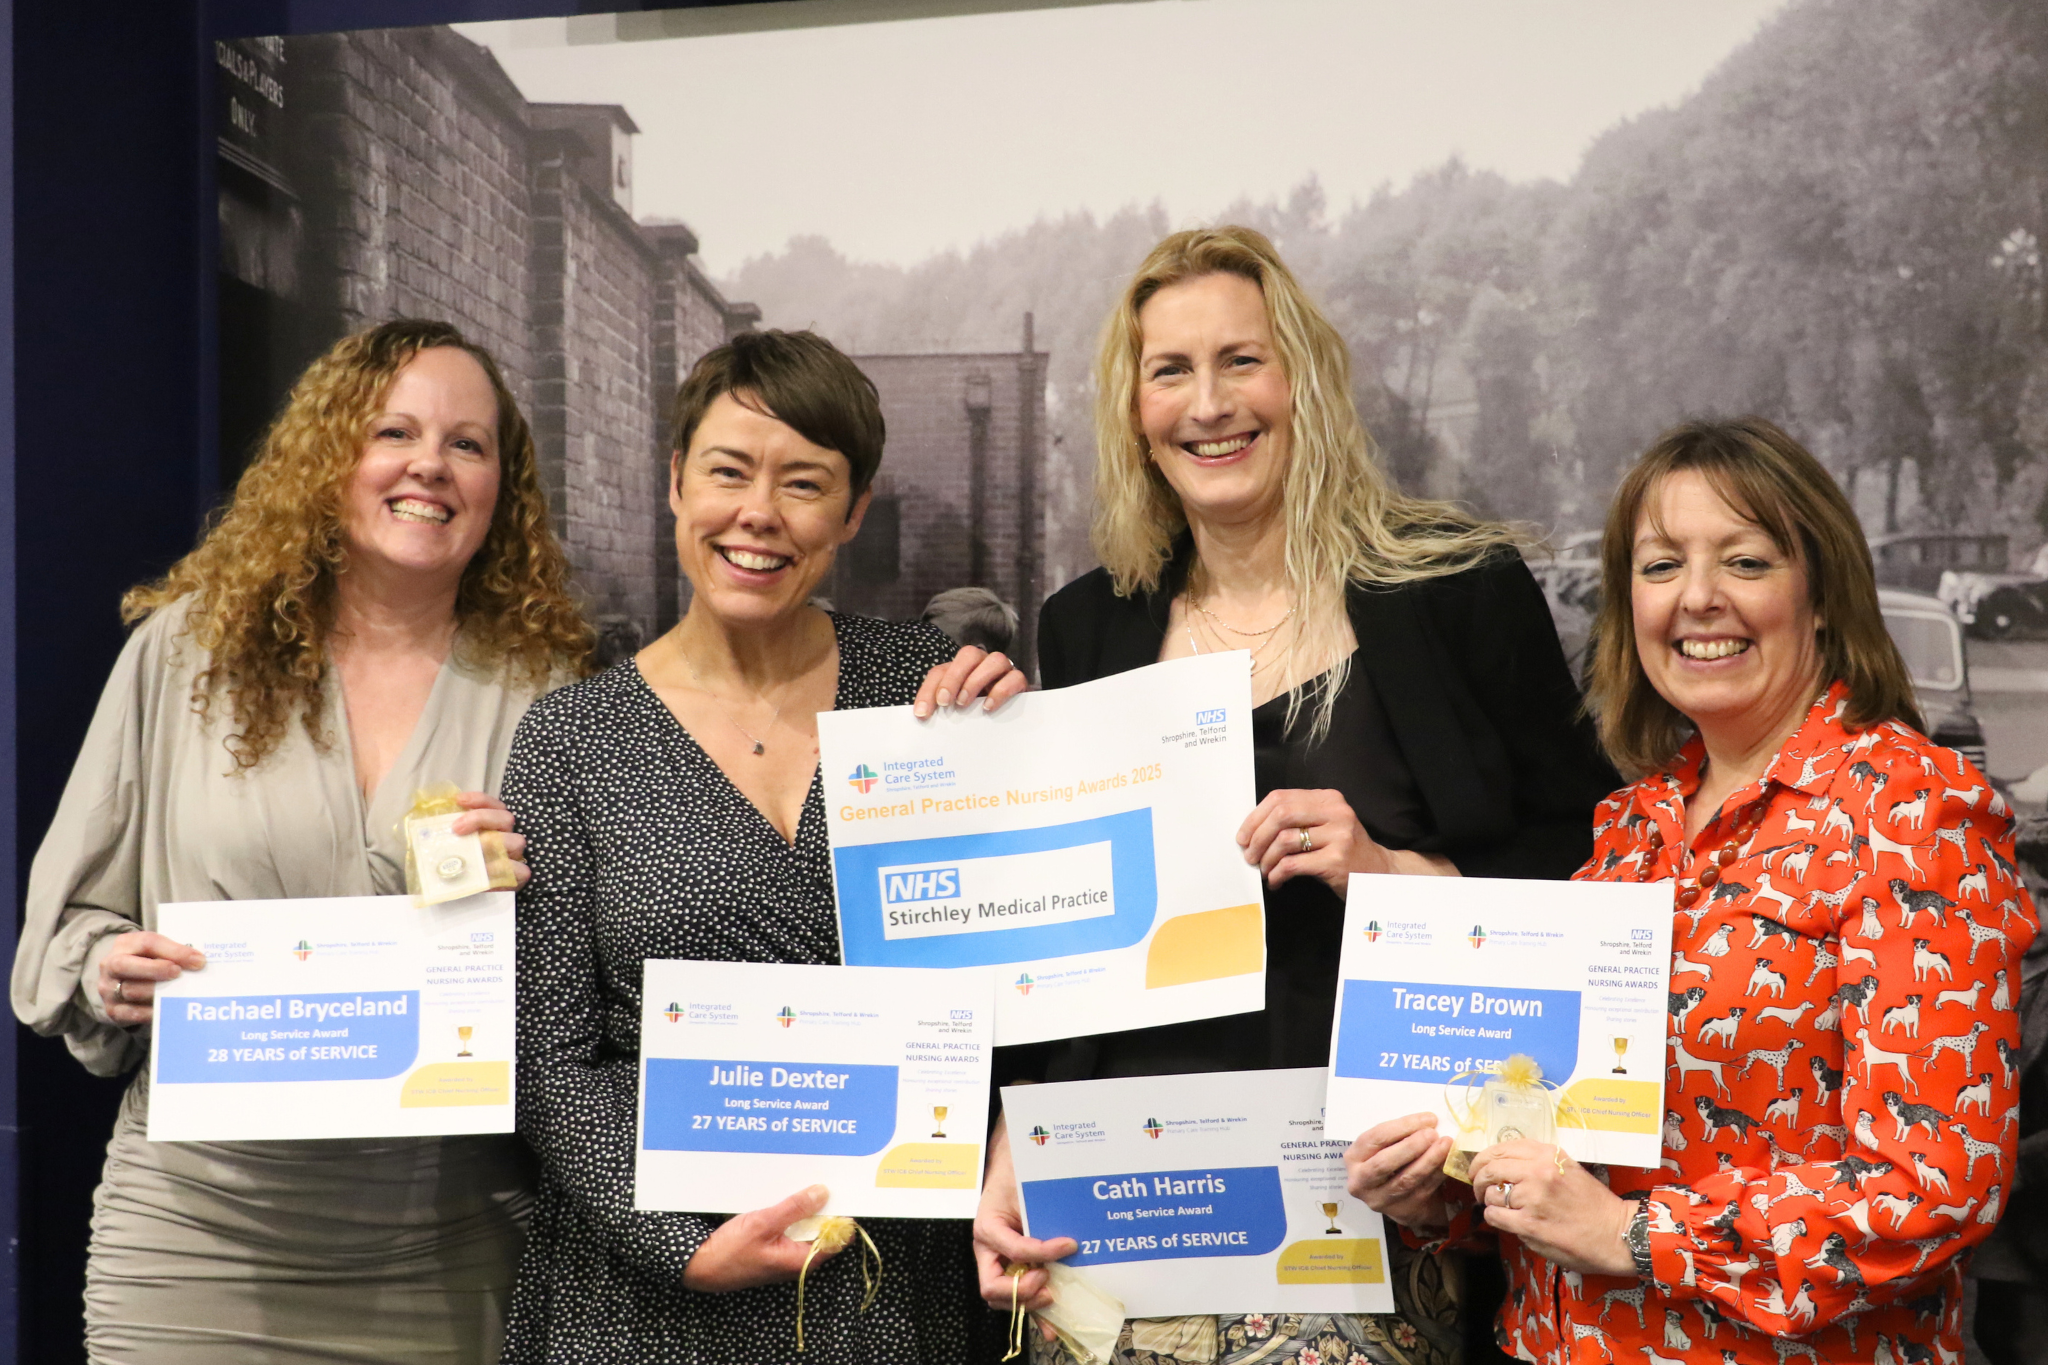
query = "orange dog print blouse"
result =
(1489, 682, 2038, 1364)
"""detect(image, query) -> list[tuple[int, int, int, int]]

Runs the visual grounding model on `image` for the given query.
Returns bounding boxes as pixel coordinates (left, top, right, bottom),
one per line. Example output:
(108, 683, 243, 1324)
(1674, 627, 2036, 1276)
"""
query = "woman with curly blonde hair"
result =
(12, 318, 590, 1363)
(974, 228, 1619, 1365)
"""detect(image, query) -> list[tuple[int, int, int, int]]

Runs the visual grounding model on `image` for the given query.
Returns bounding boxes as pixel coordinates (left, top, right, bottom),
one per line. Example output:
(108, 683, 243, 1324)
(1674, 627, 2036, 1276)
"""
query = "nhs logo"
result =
(884, 868, 960, 903)
(1196, 708, 1226, 726)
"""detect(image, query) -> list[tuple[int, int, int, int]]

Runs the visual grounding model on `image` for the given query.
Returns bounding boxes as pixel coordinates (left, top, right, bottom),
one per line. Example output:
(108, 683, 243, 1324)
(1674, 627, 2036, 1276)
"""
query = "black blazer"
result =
(1036, 547, 1619, 881)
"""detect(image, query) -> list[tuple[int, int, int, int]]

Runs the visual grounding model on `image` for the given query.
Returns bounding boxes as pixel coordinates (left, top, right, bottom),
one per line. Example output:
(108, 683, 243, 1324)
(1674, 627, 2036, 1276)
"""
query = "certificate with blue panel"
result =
(818, 652, 1265, 1046)
(635, 959, 994, 1219)
(148, 893, 515, 1141)
(1003, 1068, 1394, 1316)
(1323, 875, 1673, 1168)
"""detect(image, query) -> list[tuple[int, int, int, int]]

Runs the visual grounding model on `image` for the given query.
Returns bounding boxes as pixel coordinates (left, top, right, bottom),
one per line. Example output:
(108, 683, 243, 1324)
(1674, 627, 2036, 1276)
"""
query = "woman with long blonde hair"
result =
(12, 318, 590, 1362)
(973, 227, 1618, 1365)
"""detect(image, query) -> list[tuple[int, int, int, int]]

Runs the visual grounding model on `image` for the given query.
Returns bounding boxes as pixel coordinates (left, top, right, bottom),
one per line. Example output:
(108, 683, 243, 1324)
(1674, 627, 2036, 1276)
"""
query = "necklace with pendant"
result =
(678, 643, 783, 756)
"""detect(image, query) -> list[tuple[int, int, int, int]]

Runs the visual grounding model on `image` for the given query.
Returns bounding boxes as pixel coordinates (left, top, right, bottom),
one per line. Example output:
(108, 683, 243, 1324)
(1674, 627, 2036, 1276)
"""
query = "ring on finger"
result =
(1496, 1181, 1514, 1209)
(1297, 827, 1314, 854)
(116, 979, 130, 1005)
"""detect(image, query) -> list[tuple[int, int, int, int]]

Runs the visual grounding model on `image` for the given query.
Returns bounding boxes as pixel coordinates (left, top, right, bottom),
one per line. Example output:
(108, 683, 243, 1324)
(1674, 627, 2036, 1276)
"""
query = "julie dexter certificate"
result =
(818, 652, 1265, 1047)
(1325, 875, 1673, 1168)
(1004, 1068, 1394, 1316)
(635, 960, 994, 1219)
(148, 893, 514, 1142)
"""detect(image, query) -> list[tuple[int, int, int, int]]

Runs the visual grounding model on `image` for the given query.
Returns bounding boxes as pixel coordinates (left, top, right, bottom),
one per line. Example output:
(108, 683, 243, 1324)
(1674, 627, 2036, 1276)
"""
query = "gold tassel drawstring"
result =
(1002, 1264, 1031, 1361)
(794, 1216, 885, 1352)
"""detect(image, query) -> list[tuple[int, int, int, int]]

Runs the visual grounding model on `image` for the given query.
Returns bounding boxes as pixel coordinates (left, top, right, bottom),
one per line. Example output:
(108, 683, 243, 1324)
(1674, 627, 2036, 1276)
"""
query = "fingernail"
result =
(915, 702, 930, 718)
(936, 690, 951, 708)
(982, 697, 995, 712)
(808, 1184, 829, 1201)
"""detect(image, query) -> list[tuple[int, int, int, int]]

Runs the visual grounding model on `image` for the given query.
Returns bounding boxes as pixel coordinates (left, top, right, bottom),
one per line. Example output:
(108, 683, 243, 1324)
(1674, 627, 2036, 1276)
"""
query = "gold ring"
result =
(1298, 827, 1314, 854)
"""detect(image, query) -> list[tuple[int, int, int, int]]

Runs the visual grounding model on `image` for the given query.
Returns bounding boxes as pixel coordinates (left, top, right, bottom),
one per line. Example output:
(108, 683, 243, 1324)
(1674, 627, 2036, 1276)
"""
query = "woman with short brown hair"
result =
(12, 318, 590, 1362)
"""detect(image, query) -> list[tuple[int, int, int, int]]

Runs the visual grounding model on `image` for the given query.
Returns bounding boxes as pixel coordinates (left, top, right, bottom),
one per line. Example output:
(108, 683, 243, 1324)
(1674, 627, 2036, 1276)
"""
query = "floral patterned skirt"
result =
(1024, 1239, 1459, 1365)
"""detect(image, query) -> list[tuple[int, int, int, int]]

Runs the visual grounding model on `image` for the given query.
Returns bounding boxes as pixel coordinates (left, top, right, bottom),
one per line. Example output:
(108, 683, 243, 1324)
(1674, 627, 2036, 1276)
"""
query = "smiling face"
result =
(340, 345, 501, 588)
(1631, 468, 1826, 746)
(671, 390, 868, 630)
(1135, 271, 1293, 529)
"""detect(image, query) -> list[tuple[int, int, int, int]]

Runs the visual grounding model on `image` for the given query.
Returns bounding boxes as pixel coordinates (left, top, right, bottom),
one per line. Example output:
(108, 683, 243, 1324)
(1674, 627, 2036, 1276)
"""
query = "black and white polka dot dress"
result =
(499, 612, 977, 1365)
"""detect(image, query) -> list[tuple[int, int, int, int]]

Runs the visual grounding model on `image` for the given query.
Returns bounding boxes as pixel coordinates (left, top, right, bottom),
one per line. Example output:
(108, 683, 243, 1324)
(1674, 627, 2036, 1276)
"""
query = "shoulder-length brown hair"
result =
(123, 318, 592, 768)
(1093, 226, 1524, 740)
(1586, 416, 1920, 776)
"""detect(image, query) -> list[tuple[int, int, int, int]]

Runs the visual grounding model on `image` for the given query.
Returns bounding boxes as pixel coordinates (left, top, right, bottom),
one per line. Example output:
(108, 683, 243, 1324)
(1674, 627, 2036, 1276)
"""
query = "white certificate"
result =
(148, 893, 514, 1142)
(1004, 1068, 1394, 1316)
(1324, 875, 1673, 1168)
(635, 960, 993, 1219)
(818, 652, 1265, 1046)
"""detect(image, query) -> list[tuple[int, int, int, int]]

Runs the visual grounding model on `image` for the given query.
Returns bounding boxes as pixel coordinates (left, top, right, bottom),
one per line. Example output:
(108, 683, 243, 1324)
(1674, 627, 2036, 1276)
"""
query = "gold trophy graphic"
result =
(1321, 1202, 1343, 1234)
(931, 1105, 949, 1139)
(457, 1025, 474, 1058)
(1611, 1035, 1629, 1075)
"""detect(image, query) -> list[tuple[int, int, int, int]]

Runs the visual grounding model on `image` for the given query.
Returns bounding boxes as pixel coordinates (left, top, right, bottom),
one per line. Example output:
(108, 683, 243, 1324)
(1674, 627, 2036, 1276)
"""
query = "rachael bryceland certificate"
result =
(817, 652, 1265, 1046)
(147, 893, 515, 1142)
(634, 960, 994, 1219)
(1003, 1068, 1394, 1316)
(1324, 875, 1673, 1168)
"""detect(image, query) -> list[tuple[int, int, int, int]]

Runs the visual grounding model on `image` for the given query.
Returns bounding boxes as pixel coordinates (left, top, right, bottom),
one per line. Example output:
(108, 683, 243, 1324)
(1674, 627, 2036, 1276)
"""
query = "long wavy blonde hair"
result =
(124, 319, 592, 768)
(1093, 226, 1524, 740)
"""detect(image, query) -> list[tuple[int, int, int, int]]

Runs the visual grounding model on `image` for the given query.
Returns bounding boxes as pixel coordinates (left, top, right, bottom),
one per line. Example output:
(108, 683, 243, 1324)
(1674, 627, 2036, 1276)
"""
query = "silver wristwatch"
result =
(1626, 1197, 1654, 1280)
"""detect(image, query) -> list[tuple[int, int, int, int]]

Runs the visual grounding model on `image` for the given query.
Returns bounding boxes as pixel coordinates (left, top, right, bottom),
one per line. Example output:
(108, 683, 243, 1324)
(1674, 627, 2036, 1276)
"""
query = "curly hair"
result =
(123, 319, 592, 768)
(1092, 226, 1526, 741)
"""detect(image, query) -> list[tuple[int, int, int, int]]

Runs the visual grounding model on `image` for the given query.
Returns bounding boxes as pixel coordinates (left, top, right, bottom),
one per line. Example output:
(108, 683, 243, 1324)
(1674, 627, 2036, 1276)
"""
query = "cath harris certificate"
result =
(1004, 1068, 1394, 1316)
(148, 893, 514, 1142)
(1324, 875, 1673, 1168)
(635, 960, 994, 1219)
(817, 651, 1265, 1047)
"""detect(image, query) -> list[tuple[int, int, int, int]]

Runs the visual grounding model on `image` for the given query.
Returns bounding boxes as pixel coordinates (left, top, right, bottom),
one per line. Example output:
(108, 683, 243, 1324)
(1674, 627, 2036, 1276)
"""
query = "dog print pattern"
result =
(1484, 683, 2038, 1364)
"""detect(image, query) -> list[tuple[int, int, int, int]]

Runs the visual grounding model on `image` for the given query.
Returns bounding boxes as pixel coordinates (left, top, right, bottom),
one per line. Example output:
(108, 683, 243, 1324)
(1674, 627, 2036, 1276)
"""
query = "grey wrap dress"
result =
(11, 600, 556, 1364)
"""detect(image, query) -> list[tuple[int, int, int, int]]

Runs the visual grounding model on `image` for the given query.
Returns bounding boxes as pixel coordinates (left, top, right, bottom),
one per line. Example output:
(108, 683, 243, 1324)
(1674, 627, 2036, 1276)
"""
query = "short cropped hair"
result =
(670, 330, 885, 497)
(921, 587, 1018, 654)
(1586, 416, 1921, 775)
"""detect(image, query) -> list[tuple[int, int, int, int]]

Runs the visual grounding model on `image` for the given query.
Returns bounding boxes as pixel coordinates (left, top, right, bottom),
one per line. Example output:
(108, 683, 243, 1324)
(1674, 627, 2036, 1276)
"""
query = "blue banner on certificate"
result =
(148, 893, 515, 1142)
(1003, 1068, 1394, 1316)
(635, 960, 993, 1219)
(1324, 875, 1673, 1169)
(818, 652, 1265, 1047)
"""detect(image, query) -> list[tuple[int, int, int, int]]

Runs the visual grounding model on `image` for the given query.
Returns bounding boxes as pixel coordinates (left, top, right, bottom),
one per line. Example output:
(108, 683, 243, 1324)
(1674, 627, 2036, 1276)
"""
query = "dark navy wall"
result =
(9, 5, 763, 1360)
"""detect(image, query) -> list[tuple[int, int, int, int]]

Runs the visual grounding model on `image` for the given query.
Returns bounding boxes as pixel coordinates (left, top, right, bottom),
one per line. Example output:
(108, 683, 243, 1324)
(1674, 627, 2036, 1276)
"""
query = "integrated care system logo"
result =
(1362, 920, 1382, 943)
(847, 764, 879, 794)
(776, 1005, 797, 1028)
(1015, 973, 1035, 996)
(1143, 1117, 1164, 1140)
(1028, 1124, 1052, 1146)
(663, 1001, 682, 1023)
(1468, 924, 1488, 949)
(292, 939, 313, 961)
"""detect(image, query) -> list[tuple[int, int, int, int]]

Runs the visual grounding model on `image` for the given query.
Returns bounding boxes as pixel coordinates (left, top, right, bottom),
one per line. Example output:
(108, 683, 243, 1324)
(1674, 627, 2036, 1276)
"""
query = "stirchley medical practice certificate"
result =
(148, 893, 514, 1142)
(1004, 1068, 1394, 1316)
(817, 652, 1264, 1046)
(635, 960, 993, 1219)
(1324, 875, 1673, 1168)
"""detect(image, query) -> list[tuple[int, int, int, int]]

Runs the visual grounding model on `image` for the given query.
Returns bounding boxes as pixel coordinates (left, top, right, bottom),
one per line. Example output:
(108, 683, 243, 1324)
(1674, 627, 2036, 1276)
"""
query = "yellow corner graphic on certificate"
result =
(1145, 904, 1263, 989)
(1276, 1238, 1385, 1284)
(874, 1143, 981, 1188)
(399, 1061, 510, 1108)
(1559, 1079, 1661, 1134)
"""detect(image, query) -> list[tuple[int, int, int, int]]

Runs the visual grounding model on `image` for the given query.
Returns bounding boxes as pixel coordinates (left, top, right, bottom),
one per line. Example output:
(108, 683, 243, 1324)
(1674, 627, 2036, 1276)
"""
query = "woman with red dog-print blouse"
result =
(1344, 418, 2038, 1365)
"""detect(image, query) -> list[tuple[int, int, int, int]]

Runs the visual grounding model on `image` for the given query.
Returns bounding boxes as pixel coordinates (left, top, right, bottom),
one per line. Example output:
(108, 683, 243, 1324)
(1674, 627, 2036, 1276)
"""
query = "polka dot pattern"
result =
(499, 612, 977, 1364)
